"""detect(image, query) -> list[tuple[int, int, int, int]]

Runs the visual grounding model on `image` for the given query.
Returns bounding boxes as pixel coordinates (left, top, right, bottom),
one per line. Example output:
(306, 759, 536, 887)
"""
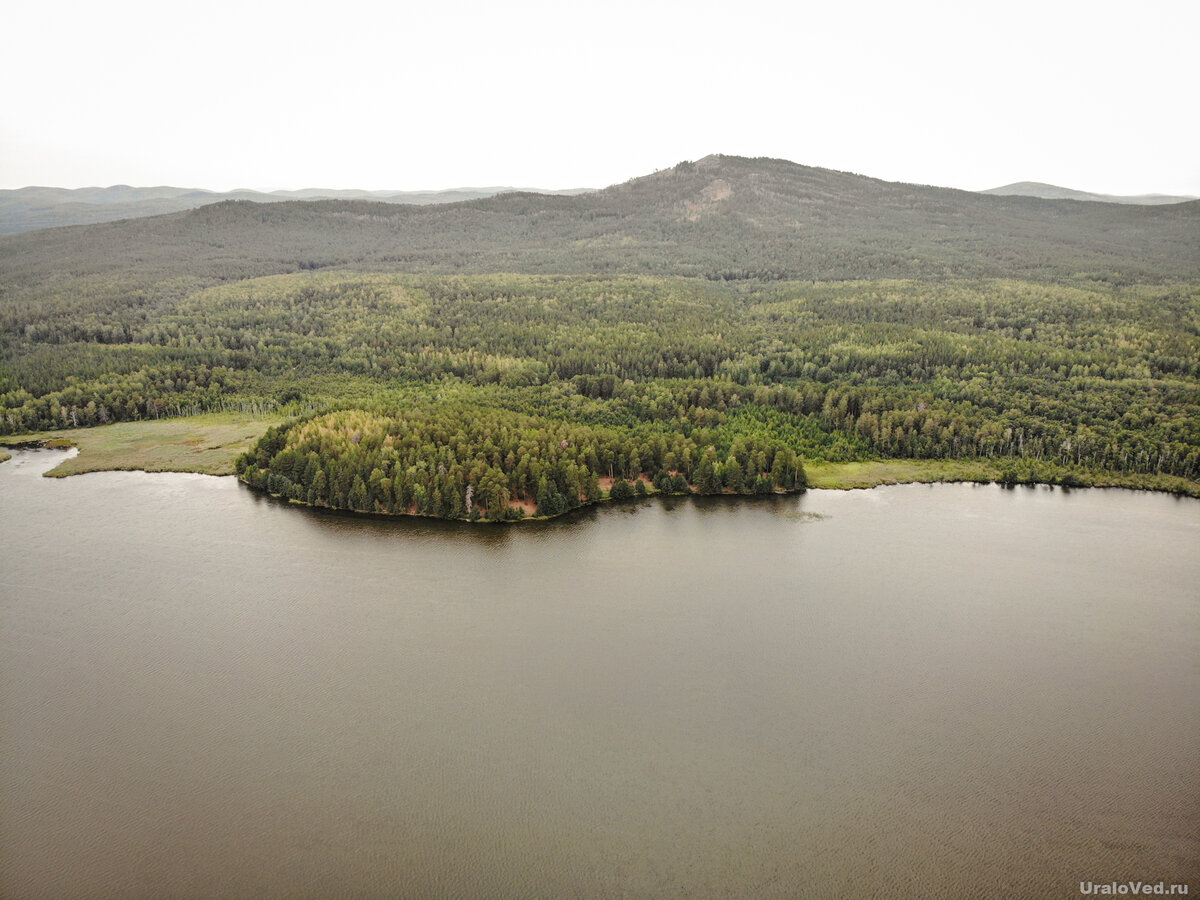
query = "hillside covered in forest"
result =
(3, 155, 1197, 287)
(0, 184, 593, 235)
(2, 156, 1198, 518)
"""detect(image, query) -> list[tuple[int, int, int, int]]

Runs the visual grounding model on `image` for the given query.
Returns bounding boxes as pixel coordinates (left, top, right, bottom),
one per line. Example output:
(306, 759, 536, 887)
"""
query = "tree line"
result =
(237, 404, 807, 520)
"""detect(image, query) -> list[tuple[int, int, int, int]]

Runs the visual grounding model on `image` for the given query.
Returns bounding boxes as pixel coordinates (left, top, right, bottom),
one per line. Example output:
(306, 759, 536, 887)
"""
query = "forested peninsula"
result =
(2, 156, 1198, 518)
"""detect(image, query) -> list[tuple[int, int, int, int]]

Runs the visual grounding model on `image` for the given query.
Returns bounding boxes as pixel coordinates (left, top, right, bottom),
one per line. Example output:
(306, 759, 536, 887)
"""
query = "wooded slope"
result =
(2, 155, 1195, 287)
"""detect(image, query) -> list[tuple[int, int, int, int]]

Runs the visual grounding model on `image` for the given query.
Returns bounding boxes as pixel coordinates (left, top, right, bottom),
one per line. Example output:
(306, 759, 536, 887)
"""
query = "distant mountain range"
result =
(3, 171, 1196, 237)
(982, 181, 1197, 205)
(1, 155, 1196, 283)
(0, 184, 594, 235)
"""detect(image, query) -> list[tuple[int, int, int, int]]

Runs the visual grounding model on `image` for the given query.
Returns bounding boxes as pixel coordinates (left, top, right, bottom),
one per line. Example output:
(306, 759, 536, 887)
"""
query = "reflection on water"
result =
(1, 449, 1197, 899)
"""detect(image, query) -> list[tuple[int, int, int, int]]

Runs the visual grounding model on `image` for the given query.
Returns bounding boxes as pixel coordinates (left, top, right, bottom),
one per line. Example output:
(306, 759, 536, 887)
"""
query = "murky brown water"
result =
(2, 448, 1197, 898)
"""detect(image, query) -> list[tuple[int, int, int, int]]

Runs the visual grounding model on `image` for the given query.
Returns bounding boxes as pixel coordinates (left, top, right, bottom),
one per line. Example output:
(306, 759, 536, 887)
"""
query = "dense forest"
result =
(238, 404, 805, 520)
(2, 157, 1197, 518)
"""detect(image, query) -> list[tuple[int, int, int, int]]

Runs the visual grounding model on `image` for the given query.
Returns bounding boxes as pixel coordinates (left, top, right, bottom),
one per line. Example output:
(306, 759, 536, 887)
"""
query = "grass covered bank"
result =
(3, 413, 280, 477)
(806, 458, 1200, 497)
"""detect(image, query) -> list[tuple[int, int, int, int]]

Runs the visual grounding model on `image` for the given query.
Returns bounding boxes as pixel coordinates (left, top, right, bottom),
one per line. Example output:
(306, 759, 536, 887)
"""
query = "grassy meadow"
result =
(4, 413, 281, 477)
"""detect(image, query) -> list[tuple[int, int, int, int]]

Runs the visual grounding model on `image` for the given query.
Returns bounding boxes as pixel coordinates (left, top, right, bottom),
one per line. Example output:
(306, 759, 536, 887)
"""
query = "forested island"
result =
(2, 156, 1198, 518)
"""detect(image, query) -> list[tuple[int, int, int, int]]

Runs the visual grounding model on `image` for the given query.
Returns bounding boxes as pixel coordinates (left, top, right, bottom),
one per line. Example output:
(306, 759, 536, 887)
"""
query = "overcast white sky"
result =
(3, 0, 1197, 195)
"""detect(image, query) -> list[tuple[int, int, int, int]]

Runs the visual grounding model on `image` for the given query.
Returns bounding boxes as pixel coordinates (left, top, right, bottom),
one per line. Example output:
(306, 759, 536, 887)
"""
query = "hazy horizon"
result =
(3, 0, 1197, 198)
(0, 182, 598, 194)
(3, 162, 1197, 200)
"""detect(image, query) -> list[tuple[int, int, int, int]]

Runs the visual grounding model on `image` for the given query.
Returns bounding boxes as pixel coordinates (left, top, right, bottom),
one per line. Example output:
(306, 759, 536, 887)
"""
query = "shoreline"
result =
(234, 467, 1200, 526)
(238, 475, 809, 524)
(6, 424, 1197, 504)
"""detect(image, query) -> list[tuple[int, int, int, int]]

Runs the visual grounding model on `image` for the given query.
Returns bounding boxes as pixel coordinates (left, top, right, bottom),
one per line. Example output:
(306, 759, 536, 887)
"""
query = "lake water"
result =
(1, 448, 1197, 898)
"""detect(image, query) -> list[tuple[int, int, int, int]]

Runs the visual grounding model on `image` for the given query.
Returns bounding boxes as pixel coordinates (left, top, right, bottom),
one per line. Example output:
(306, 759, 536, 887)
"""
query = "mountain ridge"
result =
(983, 181, 1197, 205)
(1, 155, 1196, 285)
(6, 159, 1196, 235)
(0, 184, 594, 235)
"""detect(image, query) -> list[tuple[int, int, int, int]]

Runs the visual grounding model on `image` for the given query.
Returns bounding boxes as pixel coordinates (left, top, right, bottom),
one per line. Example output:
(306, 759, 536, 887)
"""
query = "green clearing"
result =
(5, 413, 280, 477)
(805, 459, 1000, 489)
(806, 458, 1200, 497)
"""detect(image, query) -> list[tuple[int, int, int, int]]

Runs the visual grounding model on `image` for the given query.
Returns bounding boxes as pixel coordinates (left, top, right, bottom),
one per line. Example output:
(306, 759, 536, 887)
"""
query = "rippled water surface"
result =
(2, 449, 1197, 898)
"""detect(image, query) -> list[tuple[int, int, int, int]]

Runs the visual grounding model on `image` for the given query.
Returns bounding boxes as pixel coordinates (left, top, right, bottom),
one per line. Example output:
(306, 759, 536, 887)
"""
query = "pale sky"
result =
(3, 0, 1198, 196)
